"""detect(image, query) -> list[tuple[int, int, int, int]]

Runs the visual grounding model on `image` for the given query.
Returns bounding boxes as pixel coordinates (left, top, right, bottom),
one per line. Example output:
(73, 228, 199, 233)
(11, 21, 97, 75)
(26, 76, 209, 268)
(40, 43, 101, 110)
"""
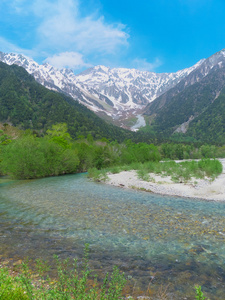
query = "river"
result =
(131, 114, 146, 131)
(0, 174, 225, 299)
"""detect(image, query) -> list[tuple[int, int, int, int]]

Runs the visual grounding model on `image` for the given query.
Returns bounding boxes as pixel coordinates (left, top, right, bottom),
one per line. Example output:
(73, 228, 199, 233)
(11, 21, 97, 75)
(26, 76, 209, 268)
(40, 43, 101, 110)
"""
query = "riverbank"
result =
(105, 159, 225, 201)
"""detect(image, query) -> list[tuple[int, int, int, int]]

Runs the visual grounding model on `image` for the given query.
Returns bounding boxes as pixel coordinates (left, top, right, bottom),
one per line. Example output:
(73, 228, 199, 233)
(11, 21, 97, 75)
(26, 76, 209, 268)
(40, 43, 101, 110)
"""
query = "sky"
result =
(1, 0, 225, 74)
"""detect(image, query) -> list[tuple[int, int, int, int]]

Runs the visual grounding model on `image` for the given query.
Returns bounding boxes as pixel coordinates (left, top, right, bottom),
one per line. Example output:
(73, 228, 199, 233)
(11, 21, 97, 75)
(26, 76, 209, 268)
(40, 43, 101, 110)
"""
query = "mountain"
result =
(0, 61, 154, 142)
(186, 86, 225, 143)
(75, 62, 203, 114)
(2, 49, 225, 143)
(143, 49, 225, 143)
(0, 51, 203, 127)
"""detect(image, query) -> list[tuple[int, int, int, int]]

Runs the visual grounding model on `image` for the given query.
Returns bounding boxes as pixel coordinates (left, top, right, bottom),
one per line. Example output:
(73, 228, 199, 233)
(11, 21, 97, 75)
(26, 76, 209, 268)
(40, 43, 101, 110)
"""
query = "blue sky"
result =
(0, 0, 225, 73)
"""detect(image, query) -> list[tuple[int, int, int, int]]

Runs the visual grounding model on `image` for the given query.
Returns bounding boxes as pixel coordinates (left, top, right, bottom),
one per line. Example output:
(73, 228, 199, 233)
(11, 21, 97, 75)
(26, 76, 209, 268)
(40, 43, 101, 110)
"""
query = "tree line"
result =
(1, 123, 225, 180)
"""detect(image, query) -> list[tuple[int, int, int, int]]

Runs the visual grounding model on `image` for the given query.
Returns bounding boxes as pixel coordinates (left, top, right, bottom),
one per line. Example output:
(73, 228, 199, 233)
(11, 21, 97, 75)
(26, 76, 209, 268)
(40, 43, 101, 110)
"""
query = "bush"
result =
(87, 167, 109, 182)
(0, 135, 79, 179)
(0, 245, 127, 300)
(195, 285, 209, 300)
(135, 159, 223, 183)
(198, 159, 223, 179)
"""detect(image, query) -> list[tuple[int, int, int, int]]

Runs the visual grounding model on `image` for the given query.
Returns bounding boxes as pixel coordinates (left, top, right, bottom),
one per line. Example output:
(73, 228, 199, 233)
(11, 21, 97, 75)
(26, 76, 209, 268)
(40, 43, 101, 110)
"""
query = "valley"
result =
(1, 1, 225, 299)
(0, 51, 204, 126)
(1, 48, 225, 300)
(1, 172, 225, 299)
(1, 49, 225, 144)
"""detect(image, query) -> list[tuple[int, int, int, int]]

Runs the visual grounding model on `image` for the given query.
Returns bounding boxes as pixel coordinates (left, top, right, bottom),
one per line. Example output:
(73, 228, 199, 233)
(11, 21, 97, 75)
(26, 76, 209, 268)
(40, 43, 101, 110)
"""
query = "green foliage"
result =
(0, 245, 127, 300)
(0, 129, 12, 145)
(0, 261, 210, 300)
(87, 168, 109, 182)
(195, 285, 209, 300)
(119, 141, 161, 165)
(143, 65, 225, 144)
(46, 123, 72, 149)
(165, 159, 222, 182)
(107, 166, 122, 174)
(0, 61, 157, 143)
(149, 159, 222, 182)
(160, 143, 186, 160)
(0, 267, 29, 300)
(86, 141, 163, 181)
(159, 142, 225, 160)
(170, 132, 197, 143)
(198, 159, 223, 179)
(187, 88, 225, 144)
(137, 168, 150, 181)
(1, 120, 225, 180)
(0, 124, 162, 179)
(0, 134, 79, 179)
(98, 159, 223, 184)
(74, 140, 119, 172)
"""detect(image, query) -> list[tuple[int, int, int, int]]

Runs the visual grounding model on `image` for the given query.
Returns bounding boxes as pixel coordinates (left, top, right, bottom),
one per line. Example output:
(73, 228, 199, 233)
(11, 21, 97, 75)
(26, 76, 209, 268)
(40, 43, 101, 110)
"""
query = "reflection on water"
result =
(1, 174, 225, 299)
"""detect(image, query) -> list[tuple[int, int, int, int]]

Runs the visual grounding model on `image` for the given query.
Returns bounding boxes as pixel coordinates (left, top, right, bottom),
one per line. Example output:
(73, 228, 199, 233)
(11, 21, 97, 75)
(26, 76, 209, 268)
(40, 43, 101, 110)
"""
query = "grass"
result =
(0, 260, 210, 300)
(87, 168, 109, 182)
(137, 169, 150, 181)
(0, 244, 211, 300)
(88, 159, 223, 184)
(138, 159, 223, 183)
(0, 245, 127, 300)
(195, 285, 209, 300)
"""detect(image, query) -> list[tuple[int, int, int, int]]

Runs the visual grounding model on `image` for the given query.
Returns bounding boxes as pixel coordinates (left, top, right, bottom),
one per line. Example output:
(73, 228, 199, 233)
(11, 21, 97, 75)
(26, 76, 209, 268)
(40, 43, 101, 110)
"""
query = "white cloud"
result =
(0, 36, 36, 57)
(2, 0, 30, 13)
(12, 0, 27, 12)
(34, 0, 129, 54)
(44, 52, 91, 69)
(132, 58, 162, 72)
(1, 0, 130, 66)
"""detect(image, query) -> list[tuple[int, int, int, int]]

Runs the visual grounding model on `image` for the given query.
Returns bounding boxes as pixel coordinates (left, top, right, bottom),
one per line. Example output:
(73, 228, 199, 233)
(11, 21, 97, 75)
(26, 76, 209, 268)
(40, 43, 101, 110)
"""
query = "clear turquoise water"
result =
(1, 174, 225, 299)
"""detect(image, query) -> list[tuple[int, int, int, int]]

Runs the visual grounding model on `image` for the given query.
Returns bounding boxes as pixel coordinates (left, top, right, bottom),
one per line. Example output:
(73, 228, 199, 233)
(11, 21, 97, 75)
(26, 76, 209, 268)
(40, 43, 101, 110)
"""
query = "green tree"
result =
(0, 134, 79, 179)
(46, 123, 72, 149)
(0, 130, 12, 145)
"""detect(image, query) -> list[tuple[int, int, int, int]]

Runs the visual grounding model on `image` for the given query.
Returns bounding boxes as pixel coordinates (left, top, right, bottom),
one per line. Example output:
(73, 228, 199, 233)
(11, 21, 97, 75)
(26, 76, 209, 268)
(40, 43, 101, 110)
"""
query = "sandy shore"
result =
(105, 159, 225, 201)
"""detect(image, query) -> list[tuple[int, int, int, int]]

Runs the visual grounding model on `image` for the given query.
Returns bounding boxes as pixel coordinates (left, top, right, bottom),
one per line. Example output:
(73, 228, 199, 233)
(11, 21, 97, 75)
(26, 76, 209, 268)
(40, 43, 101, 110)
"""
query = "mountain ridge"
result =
(143, 49, 225, 143)
(0, 51, 204, 126)
(2, 48, 225, 143)
(0, 61, 147, 142)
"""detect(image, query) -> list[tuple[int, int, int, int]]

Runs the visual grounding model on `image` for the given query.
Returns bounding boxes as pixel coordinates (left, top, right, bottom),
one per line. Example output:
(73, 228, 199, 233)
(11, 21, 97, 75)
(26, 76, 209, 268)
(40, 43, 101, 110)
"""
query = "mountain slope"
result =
(0, 61, 150, 142)
(75, 62, 203, 112)
(186, 88, 225, 143)
(143, 49, 225, 142)
(0, 51, 203, 125)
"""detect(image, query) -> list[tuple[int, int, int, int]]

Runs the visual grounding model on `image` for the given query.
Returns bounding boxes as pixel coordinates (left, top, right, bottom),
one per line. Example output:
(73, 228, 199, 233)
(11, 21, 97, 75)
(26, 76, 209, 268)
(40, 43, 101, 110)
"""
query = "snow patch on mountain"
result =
(0, 51, 206, 123)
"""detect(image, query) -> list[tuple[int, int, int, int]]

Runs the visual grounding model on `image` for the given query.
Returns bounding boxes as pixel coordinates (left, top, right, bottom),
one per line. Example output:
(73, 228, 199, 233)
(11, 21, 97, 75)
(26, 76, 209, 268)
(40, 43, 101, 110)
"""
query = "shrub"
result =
(195, 285, 209, 300)
(0, 245, 127, 300)
(0, 135, 79, 179)
(88, 168, 109, 182)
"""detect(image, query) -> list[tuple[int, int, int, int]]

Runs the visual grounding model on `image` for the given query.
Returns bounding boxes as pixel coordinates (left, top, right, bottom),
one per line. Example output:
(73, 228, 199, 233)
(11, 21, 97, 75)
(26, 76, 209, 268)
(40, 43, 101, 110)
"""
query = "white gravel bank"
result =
(105, 159, 225, 201)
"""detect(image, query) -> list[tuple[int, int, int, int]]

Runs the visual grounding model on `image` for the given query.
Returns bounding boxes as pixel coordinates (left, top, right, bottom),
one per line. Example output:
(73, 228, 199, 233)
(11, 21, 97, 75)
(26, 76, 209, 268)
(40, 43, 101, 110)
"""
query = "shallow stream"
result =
(0, 174, 225, 299)
(131, 114, 146, 130)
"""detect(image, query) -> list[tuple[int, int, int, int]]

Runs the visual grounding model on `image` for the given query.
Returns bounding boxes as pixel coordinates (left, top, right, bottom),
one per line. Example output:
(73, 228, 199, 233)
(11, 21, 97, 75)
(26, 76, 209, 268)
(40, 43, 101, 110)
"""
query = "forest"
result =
(0, 123, 224, 180)
(143, 64, 225, 144)
(0, 63, 223, 300)
(0, 61, 159, 144)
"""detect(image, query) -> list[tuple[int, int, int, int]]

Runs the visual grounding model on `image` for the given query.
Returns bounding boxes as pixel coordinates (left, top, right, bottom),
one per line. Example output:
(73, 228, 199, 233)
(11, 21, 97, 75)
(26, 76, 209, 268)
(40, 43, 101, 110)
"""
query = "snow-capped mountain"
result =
(75, 61, 204, 111)
(0, 51, 204, 126)
(143, 49, 225, 137)
(145, 49, 225, 116)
